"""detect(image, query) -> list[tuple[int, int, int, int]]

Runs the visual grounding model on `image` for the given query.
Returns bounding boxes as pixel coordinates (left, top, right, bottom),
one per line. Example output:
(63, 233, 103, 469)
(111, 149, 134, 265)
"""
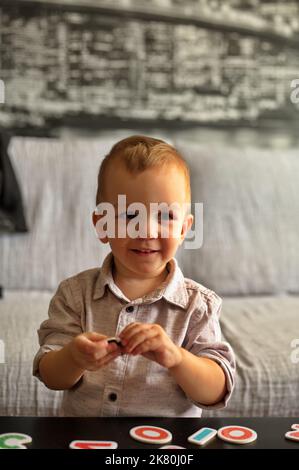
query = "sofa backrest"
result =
(175, 140, 299, 296)
(1, 134, 298, 296)
(0, 137, 112, 290)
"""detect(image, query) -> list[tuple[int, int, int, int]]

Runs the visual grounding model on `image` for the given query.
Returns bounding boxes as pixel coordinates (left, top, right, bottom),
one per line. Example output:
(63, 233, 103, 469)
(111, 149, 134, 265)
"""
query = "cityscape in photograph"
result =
(0, 0, 298, 131)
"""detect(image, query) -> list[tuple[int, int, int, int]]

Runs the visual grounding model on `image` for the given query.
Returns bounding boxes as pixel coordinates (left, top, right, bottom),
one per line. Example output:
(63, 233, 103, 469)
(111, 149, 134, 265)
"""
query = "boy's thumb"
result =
(79, 333, 107, 355)
(85, 332, 108, 343)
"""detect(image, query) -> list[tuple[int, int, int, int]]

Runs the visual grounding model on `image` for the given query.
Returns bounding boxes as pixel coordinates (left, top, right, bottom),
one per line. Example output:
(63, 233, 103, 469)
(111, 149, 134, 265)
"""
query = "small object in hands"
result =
(130, 425, 172, 444)
(187, 427, 217, 446)
(217, 425, 257, 444)
(0, 433, 32, 449)
(69, 440, 118, 449)
(107, 336, 123, 346)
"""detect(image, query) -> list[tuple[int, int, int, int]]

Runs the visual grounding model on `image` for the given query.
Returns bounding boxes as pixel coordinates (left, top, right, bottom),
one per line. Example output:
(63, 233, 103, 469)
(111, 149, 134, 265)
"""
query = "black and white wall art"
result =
(0, 0, 298, 135)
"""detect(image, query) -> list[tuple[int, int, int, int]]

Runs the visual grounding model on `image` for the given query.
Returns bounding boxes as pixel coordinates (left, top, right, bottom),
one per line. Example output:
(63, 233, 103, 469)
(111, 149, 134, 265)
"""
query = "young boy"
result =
(33, 135, 235, 417)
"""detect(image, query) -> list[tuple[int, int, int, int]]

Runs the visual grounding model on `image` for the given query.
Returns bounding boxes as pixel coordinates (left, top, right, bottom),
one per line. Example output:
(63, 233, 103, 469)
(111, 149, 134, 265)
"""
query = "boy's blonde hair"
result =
(96, 135, 191, 206)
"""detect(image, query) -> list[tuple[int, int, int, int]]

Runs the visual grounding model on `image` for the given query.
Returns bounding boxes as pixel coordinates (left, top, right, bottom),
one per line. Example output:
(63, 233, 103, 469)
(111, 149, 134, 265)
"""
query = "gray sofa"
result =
(1, 129, 298, 417)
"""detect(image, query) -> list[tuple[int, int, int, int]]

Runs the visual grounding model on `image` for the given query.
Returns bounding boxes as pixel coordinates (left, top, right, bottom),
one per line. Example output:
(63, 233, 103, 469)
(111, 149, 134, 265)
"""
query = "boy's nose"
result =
(137, 216, 159, 239)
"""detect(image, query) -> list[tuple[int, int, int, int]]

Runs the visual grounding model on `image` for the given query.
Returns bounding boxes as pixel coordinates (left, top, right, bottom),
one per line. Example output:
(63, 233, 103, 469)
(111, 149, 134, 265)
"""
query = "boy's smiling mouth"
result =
(130, 249, 159, 255)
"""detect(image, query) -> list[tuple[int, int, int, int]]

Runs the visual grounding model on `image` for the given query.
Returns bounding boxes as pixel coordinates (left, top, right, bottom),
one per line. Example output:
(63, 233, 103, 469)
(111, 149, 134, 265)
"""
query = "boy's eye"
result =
(119, 211, 138, 220)
(127, 212, 137, 220)
(117, 210, 176, 221)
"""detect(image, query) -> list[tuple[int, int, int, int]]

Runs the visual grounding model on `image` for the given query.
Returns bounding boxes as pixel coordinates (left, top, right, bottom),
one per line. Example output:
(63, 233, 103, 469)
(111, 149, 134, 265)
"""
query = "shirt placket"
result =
(101, 302, 139, 416)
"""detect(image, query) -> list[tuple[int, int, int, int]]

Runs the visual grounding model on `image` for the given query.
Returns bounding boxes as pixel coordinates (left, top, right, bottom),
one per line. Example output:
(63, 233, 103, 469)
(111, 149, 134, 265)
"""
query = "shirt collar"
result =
(93, 251, 189, 309)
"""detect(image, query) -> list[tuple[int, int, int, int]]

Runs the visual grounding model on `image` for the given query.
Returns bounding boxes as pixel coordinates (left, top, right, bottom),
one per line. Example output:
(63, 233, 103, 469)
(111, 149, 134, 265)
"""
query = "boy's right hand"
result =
(67, 332, 121, 371)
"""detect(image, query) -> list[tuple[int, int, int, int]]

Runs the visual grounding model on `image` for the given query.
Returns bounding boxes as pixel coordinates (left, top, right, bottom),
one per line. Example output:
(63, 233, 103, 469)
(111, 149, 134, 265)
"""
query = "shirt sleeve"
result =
(32, 278, 83, 381)
(183, 291, 236, 410)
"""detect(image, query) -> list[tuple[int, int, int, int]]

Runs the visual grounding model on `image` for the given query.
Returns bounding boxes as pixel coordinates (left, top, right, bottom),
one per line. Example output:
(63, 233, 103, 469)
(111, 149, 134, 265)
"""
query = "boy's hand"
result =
(68, 332, 121, 371)
(119, 322, 183, 369)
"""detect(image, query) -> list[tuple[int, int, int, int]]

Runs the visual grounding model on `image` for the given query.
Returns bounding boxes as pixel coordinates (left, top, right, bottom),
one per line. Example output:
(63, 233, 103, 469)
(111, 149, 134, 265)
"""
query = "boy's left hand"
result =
(119, 322, 183, 369)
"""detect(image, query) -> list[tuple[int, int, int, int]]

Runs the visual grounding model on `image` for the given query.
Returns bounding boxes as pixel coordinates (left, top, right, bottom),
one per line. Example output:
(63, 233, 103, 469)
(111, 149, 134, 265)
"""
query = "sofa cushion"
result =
(204, 294, 299, 417)
(0, 289, 62, 416)
(175, 141, 299, 295)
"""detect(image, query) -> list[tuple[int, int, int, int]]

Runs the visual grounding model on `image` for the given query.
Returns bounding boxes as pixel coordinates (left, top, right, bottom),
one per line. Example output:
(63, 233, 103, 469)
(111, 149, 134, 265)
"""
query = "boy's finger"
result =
(98, 350, 121, 367)
(125, 328, 157, 353)
(85, 332, 108, 342)
(77, 335, 108, 355)
(120, 324, 151, 345)
(86, 349, 121, 370)
(132, 336, 160, 355)
(106, 341, 119, 353)
(119, 322, 141, 338)
(92, 340, 120, 359)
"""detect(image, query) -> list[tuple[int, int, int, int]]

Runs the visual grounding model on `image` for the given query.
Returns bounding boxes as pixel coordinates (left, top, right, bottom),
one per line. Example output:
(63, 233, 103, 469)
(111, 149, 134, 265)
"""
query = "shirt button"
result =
(108, 392, 117, 402)
(126, 305, 134, 312)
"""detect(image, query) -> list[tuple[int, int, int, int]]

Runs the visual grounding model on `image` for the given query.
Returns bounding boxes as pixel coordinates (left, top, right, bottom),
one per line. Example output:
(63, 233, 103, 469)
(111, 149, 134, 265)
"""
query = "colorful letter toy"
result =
(160, 445, 186, 449)
(188, 427, 217, 446)
(285, 425, 299, 442)
(218, 426, 257, 444)
(69, 440, 118, 449)
(0, 433, 32, 449)
(130, 425, 172, 444)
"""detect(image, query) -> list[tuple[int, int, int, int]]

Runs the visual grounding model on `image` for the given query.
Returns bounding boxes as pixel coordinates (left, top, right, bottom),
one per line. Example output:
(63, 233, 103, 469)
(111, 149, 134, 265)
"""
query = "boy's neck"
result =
(112, 259, 169, 301)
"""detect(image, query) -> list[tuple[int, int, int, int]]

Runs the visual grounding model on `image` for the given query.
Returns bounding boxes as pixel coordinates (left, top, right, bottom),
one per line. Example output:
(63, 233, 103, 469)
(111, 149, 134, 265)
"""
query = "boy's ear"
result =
(179, 213, 194, 245)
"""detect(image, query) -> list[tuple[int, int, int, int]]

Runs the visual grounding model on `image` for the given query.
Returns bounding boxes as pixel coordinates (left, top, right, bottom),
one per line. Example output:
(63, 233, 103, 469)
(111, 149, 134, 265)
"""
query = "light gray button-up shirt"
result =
(33, 251, 236, 417)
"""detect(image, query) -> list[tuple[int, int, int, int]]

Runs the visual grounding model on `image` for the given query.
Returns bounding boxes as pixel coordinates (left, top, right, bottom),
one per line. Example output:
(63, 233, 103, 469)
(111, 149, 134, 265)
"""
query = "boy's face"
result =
(92, 160, 193, 279)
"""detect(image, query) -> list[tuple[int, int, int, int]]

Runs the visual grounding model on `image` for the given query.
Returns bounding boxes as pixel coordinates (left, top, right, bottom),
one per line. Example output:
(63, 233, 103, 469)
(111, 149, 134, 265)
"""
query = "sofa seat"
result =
(205, 294, 299, 417)
(0, 290, 62, 416)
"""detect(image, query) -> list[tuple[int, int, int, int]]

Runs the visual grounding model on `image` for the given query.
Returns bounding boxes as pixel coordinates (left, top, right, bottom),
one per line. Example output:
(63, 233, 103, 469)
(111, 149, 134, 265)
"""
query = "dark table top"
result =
(0, 416, 299, 449)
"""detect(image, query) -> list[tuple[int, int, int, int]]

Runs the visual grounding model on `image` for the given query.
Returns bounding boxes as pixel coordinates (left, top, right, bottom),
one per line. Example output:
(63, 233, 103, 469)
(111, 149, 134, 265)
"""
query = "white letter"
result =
(117, 194, 127, 238)
(290, 338, 299, 364)
(126, 202, 148, 239)
(290, 79, 299, 104)
(184, 202, 203, 250)
(0, 340, 5, 364)
(94, 202, 115, 239)
(0, 80, 4, 103)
